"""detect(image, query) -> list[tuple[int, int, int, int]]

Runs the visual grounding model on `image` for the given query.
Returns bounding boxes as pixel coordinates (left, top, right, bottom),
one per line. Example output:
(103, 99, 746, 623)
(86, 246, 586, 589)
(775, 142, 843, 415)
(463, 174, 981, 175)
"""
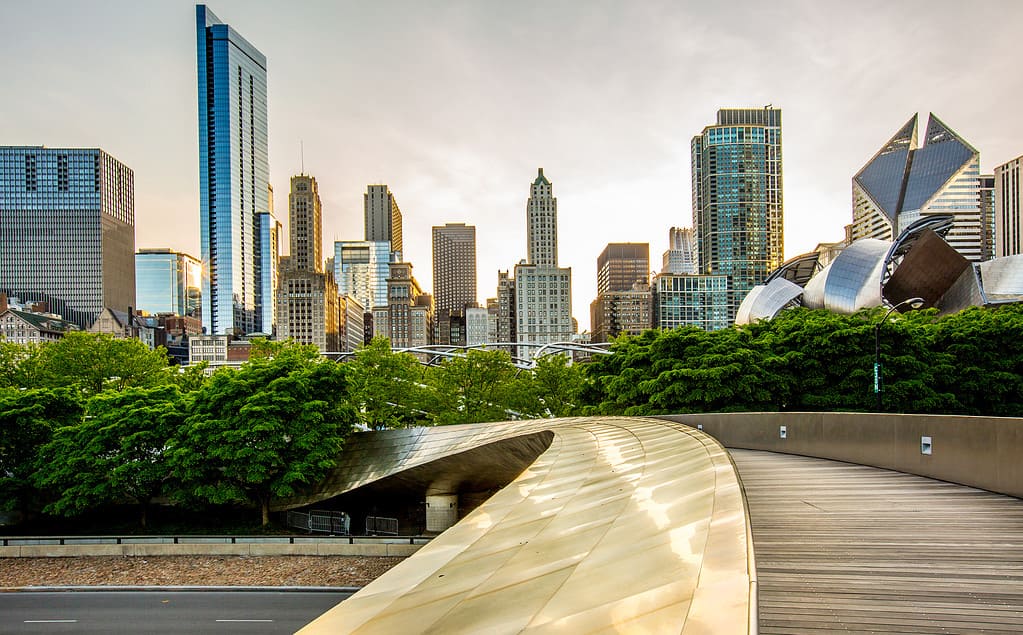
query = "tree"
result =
(172, 348, 357, 526)
(21, 332, 172, 393)
(33, 385, 185, 528)
(427, 349, 518, 425)
(345, 338, 430, 430)
(524, 354, 585, 418)
(0, 387, 83, 512)
(0, 339, 32, 388)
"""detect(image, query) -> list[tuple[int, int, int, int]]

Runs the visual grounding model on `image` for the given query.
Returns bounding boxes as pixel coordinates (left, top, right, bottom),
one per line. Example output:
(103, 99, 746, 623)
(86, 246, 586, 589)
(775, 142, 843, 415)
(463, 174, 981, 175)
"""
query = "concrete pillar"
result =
(425, 494, 459, 533)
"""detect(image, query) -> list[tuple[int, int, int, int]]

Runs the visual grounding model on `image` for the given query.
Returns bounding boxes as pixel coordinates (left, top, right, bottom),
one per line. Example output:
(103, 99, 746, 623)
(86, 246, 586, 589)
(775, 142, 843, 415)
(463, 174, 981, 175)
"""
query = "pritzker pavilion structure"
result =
(288, 412, 1023, 634)
(735, 215, 1023, 326)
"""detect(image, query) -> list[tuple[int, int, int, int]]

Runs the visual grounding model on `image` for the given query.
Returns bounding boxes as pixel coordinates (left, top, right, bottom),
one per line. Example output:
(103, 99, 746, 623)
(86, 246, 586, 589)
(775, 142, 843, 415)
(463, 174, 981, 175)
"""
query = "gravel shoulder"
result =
(0, 556, 404, 588)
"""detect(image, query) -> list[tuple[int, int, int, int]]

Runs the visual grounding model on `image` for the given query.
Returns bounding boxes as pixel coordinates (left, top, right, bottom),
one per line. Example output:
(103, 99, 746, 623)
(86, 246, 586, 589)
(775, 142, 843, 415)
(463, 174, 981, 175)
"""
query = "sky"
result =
(3, 0, 1023, 332)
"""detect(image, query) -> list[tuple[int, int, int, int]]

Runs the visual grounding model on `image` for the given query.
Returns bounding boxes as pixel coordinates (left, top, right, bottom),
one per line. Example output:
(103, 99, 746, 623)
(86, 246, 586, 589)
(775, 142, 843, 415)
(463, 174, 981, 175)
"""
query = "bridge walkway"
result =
(730, 449, 1023, 634)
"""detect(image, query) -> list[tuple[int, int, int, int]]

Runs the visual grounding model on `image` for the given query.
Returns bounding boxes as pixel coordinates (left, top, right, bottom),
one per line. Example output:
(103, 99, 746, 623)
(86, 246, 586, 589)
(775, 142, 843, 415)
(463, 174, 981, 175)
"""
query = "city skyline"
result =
(3, 1, 1022, 331)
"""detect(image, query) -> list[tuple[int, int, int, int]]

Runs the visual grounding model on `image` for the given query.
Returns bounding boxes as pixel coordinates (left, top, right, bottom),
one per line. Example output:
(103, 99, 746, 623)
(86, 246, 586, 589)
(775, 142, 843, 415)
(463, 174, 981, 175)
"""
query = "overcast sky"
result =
(3, 0, 1022, 331)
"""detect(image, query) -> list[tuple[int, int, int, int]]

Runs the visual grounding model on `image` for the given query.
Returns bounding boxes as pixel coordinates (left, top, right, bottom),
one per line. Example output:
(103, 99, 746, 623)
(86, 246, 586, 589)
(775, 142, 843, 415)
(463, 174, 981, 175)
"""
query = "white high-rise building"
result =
(514, 168, 573, 359)
(662, 227, 698, 274)
(995, 156, 1023, 258)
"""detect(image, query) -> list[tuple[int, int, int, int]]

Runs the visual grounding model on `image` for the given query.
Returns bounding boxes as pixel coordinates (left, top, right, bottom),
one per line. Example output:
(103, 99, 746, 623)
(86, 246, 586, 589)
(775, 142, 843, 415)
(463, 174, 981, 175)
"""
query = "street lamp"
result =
(874, 297, 924, 411)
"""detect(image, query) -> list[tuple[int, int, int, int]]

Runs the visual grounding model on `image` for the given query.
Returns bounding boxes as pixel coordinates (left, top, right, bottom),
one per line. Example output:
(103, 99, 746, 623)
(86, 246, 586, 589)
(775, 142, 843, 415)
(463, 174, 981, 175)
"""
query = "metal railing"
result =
(0, 534, 430, 547)
(286, 510, 350, 535)
(365, 516, 399, 536)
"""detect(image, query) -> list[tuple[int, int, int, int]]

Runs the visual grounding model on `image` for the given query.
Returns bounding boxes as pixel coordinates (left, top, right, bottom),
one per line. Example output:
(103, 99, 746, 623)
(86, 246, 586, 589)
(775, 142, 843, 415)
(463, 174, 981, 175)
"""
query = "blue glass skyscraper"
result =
(692, 108, 784, 322)
(196, 5, 270, 336)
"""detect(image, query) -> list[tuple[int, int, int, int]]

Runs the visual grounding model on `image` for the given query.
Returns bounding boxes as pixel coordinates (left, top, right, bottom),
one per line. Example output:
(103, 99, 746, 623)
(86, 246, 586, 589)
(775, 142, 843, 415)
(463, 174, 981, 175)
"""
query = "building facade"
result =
(365, 185, 403, 259)
(515, 169, 573, 359)
(276, 175, 340, 352)
(0, 146, 135, 328)
(0, 308, 78, 344)
(135, 249, 202, 317)
(255, 211, 281, 336)
(851, 113, 982, 261)
(373, 262, 433, 348)
(995, 156, 1022, 257)
(334, 240, 391, 314)
(197, 4, 271, 336)
(653, 273, 730, 331)
(692, 108, 784, 322)
(596, 243, 649, 294)
(432, 222, 477, 345)
(590, 285, 653, 343)
(662, 227, 698, 274)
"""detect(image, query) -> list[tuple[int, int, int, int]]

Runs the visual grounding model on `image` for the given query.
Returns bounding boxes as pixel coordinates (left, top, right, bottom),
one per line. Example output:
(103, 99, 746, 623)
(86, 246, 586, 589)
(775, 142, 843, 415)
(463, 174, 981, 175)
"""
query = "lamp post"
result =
(874, 297, 924, 411)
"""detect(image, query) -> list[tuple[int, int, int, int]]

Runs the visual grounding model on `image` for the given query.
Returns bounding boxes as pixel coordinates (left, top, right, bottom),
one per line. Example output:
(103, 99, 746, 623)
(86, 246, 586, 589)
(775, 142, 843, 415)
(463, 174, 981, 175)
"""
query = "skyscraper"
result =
(662, 227, 698, 275)
(692, 107, 784, 321)
(515, 169, 573, 359)
(591, 243, 651, 343)
(851, 113, 982, 261)
(276, 175, 340, 352)
(995, 156, 1023, 257)
(432, 223, 477, 345)
(333, 240, 391, 312)
(365, 185, 403, 259)
(196, 4, 271, 336)
(0, 146, 135, 328)
(135, 249, 202, 317)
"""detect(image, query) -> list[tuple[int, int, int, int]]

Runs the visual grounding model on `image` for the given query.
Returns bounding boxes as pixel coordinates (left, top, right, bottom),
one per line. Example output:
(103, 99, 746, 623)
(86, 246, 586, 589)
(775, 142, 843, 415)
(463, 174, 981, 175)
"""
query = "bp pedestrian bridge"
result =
(289, 413, 1022, 634)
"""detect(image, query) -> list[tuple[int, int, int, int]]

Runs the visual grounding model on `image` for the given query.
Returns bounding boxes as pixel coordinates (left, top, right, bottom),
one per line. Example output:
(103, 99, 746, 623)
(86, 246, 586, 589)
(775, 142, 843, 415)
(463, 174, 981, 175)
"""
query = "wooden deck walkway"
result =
(730, 449, 1023, 634)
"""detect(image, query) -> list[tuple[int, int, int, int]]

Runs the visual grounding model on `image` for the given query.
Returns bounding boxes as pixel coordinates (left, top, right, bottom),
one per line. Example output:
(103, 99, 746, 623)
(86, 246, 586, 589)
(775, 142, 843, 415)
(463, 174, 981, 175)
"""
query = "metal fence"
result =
(286, 510, 350, 535)
(365, 516, 399, 536)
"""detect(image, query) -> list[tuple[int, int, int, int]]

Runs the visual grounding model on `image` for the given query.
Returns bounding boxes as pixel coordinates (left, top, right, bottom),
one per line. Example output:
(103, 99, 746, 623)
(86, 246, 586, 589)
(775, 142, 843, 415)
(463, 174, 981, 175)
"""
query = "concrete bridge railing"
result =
(659, 412, 1023, 499)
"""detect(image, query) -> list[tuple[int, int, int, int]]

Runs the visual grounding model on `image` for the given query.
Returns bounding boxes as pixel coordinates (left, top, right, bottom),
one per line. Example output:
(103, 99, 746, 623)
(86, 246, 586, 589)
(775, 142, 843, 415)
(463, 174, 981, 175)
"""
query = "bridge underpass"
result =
(732, 448, 1023, 634)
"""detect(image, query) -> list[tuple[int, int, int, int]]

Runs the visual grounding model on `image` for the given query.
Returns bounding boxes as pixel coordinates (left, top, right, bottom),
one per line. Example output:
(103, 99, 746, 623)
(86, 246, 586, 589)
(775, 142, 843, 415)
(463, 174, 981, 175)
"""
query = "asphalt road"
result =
(0, 590, 354, 634)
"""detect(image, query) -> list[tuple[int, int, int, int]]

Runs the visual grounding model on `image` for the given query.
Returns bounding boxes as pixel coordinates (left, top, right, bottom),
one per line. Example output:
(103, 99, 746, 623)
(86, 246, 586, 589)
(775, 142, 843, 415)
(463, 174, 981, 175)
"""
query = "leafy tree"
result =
(345, 337, 430, 430)
(0, 339, 32, 388)
(427, 349, 518, 425)
(172, 347, 357, 526)
(33, 385, 185, 528)
(0, 387, 83, 512)
(21, 332, 172, 393)
(524, 354, 585, 418)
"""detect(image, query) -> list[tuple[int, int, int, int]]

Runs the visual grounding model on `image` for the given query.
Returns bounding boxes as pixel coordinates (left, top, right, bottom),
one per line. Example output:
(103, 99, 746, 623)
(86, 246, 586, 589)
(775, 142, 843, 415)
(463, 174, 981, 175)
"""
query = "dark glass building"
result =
(135, 248, 201, 317)
(196, 4, 271, 336)
(0, 146, 135, 328)
(692, 108, 784, 322)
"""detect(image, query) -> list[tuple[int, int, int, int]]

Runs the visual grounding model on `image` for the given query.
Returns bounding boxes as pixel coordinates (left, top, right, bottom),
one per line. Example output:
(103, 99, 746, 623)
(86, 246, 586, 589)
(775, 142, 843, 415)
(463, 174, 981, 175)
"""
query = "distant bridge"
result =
(323, 341, 613, 369)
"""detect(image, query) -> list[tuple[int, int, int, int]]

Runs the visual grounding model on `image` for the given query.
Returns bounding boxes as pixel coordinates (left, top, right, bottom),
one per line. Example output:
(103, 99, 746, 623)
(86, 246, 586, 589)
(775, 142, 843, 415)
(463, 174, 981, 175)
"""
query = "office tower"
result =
(515, 169, 573, 359)
(851, 113, 982, 261)
(365, 185, 403, 259)
(980, 174, 995, 262)
(333, 240, 391, 312)
(196, 5, 271, 336)
(372, 262, 433, 348)
(495, 271, 515, 351)
(135, 249, 202, 317)
(995, 156, 1023, 257)
(591, 243, 651, 343)
(0, 146, 135, 328)
(597, 243, 649, 294)
(255, 211, 281, 336)
(465, 306, 489, 346)
(662, 227, 698, 274)
(276, 175, 339, 351)
(692, 107, 784, 321)
(432, 223, 477, 345)
(339, 295, 365, 352)
(652, 273, 730, 331)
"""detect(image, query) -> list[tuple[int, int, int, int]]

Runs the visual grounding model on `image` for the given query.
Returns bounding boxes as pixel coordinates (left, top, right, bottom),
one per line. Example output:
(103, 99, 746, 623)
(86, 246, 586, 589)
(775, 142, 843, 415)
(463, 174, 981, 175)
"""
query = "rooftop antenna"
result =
(300, 140, 305, 175)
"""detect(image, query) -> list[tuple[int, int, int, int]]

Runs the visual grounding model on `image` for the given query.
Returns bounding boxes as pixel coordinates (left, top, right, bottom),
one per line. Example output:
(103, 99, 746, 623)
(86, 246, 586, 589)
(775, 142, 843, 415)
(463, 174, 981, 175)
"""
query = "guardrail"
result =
(0, 535, 430, 547)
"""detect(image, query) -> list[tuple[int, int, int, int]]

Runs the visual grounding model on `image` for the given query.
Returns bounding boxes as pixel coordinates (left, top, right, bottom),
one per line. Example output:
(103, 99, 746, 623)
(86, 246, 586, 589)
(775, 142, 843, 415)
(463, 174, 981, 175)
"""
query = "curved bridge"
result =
(296, 414, 1023, 634)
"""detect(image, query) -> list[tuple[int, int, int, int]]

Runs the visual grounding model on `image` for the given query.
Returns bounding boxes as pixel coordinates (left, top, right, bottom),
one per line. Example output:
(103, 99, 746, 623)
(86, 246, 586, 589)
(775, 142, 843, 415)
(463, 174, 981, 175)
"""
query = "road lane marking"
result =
(25, 620, 78, 623)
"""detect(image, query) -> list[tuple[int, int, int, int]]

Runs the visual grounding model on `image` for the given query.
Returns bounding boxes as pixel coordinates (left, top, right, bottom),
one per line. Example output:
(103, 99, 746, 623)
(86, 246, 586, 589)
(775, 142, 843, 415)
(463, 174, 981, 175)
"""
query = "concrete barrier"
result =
(659, 412, 1023, 498)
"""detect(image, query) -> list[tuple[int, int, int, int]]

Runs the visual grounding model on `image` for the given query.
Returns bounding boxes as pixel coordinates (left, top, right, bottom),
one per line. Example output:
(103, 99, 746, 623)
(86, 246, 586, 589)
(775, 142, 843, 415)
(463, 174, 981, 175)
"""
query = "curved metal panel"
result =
(297, 417, 754, 634)
(736, 278, 803, 325)
(822, 239, 889, 314)
(734, 285, 765, 325)
(980, 255, 1023, 299)
(801, 261, 831, 309)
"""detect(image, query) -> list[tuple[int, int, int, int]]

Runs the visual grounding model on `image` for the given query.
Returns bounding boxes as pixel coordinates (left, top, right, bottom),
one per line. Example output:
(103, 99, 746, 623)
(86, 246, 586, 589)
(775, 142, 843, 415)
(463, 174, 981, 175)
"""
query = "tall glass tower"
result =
(196, 5, 270, 336)
(692, 108, 784, 322)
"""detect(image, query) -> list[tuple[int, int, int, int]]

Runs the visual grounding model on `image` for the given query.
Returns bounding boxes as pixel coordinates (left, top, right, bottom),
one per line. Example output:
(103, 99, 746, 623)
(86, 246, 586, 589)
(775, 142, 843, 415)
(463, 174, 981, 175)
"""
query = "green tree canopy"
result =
(171, 346, 358, 526)
(427, 349, 519, 425)
(33, 385, 186, 528)
(345, 337, 431, 430)
(18, 332, 172, 393)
